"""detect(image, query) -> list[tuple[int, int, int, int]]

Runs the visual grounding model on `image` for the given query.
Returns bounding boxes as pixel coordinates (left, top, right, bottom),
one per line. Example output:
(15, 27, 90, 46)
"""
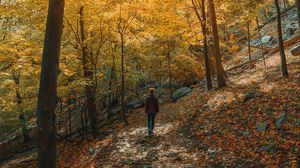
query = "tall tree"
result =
(191, 0, 213, 90)
(274, 0, 288, 77)
(119, 25, 128, 125)
(36, 0, 65, 167)
(115, 2, 136, 125)
(79, 6, 99, 138)
(207, 0, 226, 88)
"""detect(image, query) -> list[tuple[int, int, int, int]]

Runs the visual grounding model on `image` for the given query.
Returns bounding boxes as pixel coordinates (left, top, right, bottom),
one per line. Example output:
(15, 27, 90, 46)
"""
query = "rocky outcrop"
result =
(171, 87, 192, 102)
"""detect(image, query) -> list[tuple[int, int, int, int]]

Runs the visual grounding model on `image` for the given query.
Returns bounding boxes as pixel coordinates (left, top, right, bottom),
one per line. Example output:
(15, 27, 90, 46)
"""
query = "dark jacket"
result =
(145, 94, 159, 114)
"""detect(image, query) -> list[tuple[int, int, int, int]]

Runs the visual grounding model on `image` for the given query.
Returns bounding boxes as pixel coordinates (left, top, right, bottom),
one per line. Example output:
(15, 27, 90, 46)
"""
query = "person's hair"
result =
(149, 88, 155, 94)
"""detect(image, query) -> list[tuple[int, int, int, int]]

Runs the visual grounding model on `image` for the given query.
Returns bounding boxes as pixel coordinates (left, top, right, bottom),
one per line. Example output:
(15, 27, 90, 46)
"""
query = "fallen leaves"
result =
(191, 57, 300, 167)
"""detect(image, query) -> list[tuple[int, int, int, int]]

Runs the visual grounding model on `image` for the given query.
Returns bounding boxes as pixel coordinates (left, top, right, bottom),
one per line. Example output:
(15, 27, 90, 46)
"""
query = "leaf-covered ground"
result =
(1, 49, 299, 167)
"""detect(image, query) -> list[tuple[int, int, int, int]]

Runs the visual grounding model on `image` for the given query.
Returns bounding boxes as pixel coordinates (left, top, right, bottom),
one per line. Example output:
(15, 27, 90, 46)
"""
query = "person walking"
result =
(145, 88, 159, 136)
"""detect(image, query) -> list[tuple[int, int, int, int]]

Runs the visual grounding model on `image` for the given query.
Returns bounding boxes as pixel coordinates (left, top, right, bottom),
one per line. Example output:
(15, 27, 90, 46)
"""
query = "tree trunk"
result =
(13, 72, 30, 143)
(247, 21, 252, 70)
(36, 0, 64, 167)
(200, 0, 212, 90)
(120, 34, 128, 125)
(256, 17, 267, 68)
(191, 0, 212, 90)
(159, 60, 162, 85)
(207, 0, 226, 88)
(79, 6, 99, 138)
(296, 0, 300, 29)
(107, 43, 117, 121)
(275, 0, 288, 77)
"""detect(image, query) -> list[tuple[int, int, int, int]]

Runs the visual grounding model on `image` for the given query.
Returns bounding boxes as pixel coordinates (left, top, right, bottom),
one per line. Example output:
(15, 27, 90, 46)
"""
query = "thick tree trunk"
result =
(275, 0, 288, 77)
(36, 0, 64, 167)
(200, 0, 212, 90)
(208, 0, 226, 88)
(120, 34, 128, 125)
(256, 17, 267, 68)
(296, 0, 300, 28)
(247, 21, 252, 70)
(79, 6, 99, 138)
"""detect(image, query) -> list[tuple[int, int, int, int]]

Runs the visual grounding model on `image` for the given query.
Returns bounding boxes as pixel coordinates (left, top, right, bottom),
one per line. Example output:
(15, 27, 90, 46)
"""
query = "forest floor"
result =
(1, 48, 300, 167)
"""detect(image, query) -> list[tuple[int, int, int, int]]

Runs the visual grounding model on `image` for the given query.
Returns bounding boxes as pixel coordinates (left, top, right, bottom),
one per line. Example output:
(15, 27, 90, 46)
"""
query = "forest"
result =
(0, 0, 299, 167)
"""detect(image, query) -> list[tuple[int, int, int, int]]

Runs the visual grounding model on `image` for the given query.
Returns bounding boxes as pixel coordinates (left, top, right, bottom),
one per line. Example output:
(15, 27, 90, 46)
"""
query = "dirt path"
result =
(94, 97, 203, 167)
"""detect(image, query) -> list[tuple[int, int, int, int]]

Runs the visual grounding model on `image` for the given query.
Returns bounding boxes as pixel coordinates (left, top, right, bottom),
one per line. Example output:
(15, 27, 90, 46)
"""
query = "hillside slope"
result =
(1, 42, 299, 168)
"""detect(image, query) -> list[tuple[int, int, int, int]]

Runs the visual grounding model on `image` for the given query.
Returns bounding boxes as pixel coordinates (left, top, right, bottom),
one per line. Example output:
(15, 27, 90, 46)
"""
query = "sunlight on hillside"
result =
(1, 0, 300, 167)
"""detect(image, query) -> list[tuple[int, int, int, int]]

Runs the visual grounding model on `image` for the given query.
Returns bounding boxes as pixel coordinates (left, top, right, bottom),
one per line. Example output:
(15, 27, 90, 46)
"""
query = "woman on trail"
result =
(145, 88, 159, 136)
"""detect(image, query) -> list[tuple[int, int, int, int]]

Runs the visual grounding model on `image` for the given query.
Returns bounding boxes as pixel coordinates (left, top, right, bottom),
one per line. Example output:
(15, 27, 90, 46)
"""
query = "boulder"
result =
(171, 87, 192, 102)
(290, 44, 300, 56)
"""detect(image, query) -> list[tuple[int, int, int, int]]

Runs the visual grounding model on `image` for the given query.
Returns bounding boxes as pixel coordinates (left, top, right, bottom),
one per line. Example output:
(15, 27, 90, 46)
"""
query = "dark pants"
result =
(147, 114, 156, 134)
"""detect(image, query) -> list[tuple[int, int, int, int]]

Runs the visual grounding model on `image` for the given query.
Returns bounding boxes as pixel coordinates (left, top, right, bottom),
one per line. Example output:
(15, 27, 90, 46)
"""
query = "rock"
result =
(88, 148, 94, 155)
(127, 99, 144, 109)
(242, 130, 250, 136)
(283, 24, 297, 40)
(243, 91, 256, 102)
(261, 35, 273, 45)
(290, 44, 300, 56)
(199, 125, 205, 129)
(207, 148, 216, 155)
(275, 113, 288, 129)
(171, 87, 192, 102)
(256, 121, 268, 132)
